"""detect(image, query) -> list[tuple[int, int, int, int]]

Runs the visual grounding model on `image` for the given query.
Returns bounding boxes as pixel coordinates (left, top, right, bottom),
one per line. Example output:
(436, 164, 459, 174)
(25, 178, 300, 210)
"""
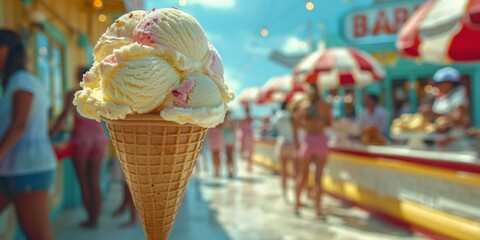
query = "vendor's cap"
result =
(433, 67, 460, 84)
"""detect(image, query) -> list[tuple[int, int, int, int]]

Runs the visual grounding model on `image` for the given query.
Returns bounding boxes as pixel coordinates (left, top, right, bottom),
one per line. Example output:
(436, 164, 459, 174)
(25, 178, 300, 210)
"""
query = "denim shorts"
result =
(0, 170, 56, 195)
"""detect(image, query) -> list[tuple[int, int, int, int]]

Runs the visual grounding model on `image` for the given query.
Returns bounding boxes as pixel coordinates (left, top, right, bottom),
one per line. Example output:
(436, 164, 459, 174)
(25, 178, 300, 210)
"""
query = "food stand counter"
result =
(252, 138, 480, 240)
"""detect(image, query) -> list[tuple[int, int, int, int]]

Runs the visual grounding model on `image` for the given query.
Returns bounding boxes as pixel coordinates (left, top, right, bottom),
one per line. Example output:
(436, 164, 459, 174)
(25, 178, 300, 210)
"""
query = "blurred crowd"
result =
(199, 64, 471, 219)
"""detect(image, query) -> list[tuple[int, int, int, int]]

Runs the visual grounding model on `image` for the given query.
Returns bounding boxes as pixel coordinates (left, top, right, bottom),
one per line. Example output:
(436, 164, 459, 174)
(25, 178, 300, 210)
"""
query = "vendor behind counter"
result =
(422, 67, 469, 134)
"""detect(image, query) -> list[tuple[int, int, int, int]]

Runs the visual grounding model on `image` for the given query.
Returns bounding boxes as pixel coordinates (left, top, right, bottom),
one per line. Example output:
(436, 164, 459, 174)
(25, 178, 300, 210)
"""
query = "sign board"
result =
(342, 0, 425, 45)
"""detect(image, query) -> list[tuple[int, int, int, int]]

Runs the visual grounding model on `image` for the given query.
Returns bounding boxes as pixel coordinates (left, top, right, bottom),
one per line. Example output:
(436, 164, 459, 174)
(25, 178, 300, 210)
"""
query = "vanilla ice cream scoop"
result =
(93, 10, 146, 62)
(133, 8, 209, 63)
(206, 43, 224, 83)
(99, 43, 180, 114)
(170, 73, 223, 109)
(161, 73, 226, 127)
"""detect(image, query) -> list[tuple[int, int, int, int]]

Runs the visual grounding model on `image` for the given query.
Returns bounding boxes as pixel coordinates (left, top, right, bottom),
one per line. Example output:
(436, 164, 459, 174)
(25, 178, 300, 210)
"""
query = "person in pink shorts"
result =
(50, 67, 109, 228)
(293, 84, 332, 218)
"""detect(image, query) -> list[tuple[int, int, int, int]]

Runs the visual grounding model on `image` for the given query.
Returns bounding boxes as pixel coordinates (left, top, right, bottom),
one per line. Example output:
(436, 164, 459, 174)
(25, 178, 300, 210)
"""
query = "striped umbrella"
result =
(292, 49, 324, 83)
(237, 87, 264, 104)
(294, 47, 385, 90)
(397, 0, 480, 63)
(261, 75, 306, 103)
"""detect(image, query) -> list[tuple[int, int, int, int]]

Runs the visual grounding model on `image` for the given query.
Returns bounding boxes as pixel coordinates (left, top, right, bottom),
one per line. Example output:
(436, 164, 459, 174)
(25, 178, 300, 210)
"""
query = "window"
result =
(35, 32, 66, 119)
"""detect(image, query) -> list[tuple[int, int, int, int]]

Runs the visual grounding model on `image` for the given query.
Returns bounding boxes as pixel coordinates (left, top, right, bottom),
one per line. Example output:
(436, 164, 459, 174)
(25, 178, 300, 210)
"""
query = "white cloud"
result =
(185, 0, 235, 9)
(282, 36, 310, 54)
(224, 67, 242, 95)
(204, 31, 225, 45)
(223, 67, 243, 109)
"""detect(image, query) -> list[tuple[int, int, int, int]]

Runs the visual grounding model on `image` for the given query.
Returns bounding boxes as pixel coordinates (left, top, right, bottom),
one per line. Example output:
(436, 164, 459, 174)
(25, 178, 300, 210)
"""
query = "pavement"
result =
(52, 159, 426, 240)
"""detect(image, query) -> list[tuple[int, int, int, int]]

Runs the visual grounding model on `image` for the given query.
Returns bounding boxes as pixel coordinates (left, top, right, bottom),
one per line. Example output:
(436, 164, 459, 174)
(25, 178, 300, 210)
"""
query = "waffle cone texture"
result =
(105, 114, 207, 240)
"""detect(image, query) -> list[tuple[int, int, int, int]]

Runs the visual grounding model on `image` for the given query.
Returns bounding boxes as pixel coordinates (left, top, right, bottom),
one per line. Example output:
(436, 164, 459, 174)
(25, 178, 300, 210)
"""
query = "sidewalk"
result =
(52, 160, 426, 240)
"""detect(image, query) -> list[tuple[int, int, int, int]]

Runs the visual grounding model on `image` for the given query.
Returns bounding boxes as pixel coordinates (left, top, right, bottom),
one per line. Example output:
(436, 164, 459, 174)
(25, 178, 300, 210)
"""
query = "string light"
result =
(98, 14, 107, 22)
(178, 0, 187, 6)
(93, 0, 103, 9)
(305, 1, 314, 11)
(260, 28, 269, 37)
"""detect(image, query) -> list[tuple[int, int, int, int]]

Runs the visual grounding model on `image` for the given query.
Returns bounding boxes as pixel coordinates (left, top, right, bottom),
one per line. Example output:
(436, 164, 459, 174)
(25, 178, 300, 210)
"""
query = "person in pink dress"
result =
(207, 123, 225, 177)
(239, 104, 254, 172)
(222, 111, 237, 178)
(50, 67, 109, 228)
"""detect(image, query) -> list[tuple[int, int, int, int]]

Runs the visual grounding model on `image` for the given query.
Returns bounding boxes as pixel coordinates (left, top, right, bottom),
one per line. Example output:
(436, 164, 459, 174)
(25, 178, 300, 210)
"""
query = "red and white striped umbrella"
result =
(261, 75, 306, 103)
(397, 0, 480, 63)
(294, 47, 385, 90)
(237, 87, 263, 104)
(292, 49, 324, 83)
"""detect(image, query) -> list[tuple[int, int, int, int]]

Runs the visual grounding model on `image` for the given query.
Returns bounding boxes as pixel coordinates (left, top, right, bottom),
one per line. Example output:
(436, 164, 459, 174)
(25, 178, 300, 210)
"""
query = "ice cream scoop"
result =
(206, 43, 223, 82)
(133, 8, 209, 64)
(93, 10, 146, 62)
(161, 72, 225, 127)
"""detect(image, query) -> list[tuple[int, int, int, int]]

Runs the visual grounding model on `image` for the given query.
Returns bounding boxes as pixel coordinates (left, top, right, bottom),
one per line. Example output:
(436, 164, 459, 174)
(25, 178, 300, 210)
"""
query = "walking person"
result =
(111, 155, 137, 228)
(293, 84, 333, 218)
(0, 29, 57, 240)
(207, 123, 225, 177)
(50, 67, 109, 228)
(239, 104, 254, 172)
(222, 111, 237, 178)
(272, 100, 296, 202)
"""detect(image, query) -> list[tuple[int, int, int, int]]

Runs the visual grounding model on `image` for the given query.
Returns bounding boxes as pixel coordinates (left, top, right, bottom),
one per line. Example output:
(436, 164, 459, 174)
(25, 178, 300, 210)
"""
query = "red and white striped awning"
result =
(261, 75, 306, 103)
(397, 0, 480, 63)
(294, 48, 385, 90)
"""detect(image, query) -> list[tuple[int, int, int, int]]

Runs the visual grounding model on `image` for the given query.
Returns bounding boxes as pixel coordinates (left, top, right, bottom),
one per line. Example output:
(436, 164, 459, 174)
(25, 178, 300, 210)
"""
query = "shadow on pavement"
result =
(230, 176, 264, 184)
(170, 178, 231, 240)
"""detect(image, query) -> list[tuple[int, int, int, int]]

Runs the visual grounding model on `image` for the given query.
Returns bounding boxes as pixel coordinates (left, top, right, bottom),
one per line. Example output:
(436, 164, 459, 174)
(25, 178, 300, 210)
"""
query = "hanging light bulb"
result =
(305, 1, 314, 11)
(178, 0, 187, 6)
(93, 0, 103, 9)
(260, 27, 269, 37)
(98, 14, 107, 22)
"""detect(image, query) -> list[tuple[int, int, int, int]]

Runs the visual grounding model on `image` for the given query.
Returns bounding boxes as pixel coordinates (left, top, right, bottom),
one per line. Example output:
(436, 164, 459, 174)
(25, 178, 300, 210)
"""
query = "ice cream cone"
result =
(104, 114, 207, 240)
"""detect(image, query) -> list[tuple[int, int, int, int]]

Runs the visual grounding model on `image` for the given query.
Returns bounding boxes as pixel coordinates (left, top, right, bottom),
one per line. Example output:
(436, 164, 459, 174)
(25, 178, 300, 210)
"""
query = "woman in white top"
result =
(0, 30, 57, 239)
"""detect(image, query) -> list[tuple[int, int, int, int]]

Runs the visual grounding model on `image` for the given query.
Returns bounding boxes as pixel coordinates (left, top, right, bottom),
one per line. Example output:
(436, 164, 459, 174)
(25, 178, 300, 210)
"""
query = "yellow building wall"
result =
(0, 1, 4, 26)
(1, 0, 121, 87)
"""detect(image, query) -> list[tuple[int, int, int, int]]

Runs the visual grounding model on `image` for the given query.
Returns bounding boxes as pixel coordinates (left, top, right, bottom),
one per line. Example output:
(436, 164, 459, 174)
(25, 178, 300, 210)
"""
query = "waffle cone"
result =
(104, 114, 207, 240)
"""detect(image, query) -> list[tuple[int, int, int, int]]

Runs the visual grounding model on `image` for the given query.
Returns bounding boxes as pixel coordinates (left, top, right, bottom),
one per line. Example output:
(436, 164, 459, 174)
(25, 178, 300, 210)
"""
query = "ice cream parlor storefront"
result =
(253, 1, 480, 239)
(0, 0, 134, 239)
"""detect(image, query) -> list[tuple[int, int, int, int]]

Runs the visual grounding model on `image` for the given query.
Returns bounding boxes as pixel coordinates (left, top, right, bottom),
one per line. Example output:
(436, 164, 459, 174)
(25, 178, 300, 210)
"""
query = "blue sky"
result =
(143, 0, 371, 114)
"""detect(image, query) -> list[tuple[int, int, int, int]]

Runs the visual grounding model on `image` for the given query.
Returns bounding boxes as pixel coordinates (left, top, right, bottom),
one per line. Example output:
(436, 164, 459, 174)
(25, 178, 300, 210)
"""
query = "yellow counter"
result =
(252, 139, 480, 240)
